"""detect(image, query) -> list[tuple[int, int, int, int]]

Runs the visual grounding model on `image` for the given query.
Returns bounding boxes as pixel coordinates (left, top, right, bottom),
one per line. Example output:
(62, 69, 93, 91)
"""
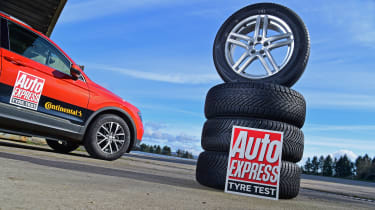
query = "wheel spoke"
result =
(258, 56, 273, 75)
(113, 139, 125, 143)
(115, 123, 120, 134)
(262, 15, 268, 38)
(97, 131, 107, 138)
(268, 40, 293, 50)
(97, 137, 108, 145)
(110, 122, 114, 133)
(109, 143, 113, 154)
(237, 56, 257, 73)
(229, 32, 252, 41)
(102, 141, 110, 151)
(254, 15, 261, 38)
(265, 50, 279, 72)
(227, 38, 248, 49)
(113, 141, 119, 151)
(233, 52, 249, 69)
(101, 125, 110, 134)
(267, 33, 292, 42)
(115, 133, 125, 136)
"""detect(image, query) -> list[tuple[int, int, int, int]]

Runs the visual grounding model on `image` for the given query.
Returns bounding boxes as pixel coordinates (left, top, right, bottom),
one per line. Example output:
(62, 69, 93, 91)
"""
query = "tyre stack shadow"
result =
(196, 3, 309, 200)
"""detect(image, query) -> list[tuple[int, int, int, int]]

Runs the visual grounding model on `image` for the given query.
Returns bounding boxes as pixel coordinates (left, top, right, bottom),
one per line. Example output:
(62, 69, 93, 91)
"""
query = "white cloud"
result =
(144, 122, 167, 131)
(330, 150, 358, 161)
(142, 121, 202, 155)
(89, 64, 219, 84)
(187, 8, 223, 18)
(305, 136, 375, 151)
(61, 0, 166, 22)
(303, 92, 375, 109)
(305, 124, 375, 132)
(61, 0, 201, 23)
(297, 66, 375, 93)
(300, 150, 358, 166)
(322, 0, 375, 47)
(139, 104, 202, 117)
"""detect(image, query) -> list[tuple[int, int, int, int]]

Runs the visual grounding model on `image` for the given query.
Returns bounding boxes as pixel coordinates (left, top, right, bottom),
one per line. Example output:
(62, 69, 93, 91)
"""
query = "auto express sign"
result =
(225, 126, 283, 200)
(10, 71, 45, 110)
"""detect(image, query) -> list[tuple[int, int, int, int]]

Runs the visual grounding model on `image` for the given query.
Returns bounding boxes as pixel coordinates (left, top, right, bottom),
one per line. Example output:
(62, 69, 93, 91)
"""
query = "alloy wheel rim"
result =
(225, 14, 295, 79)
(96, 122, 126, 154)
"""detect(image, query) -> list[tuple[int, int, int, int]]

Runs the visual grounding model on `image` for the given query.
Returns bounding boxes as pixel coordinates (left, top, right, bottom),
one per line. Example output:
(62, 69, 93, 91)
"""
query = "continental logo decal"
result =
(45, 102, 83, 117)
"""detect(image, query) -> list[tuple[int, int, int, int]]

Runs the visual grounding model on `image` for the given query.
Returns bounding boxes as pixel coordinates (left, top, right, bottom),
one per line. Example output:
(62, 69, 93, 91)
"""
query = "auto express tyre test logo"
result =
(225, 126, 283, 200)
(10, 71, 45, 110)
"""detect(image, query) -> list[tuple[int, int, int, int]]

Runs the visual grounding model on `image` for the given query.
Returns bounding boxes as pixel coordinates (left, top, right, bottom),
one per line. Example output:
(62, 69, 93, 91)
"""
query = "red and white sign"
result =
(10, 71, 45, 110)
(225, 126, 283, 200)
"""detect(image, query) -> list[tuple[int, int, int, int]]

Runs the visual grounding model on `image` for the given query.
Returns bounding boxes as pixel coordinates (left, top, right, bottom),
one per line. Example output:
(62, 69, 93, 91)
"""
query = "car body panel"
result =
(1, 48, 90, 124)
(0, 12, 144, 150)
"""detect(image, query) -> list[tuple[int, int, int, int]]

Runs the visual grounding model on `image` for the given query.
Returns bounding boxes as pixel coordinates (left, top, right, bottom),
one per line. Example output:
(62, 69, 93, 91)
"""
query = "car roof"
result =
(0, 0, 67, 37)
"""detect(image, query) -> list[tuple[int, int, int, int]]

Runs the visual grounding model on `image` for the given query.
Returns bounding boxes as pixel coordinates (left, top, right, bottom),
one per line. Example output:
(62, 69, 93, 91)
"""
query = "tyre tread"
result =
(205, 82, 306, 128)
(196, 151, 301, 199)
(201, 117, 304, 162)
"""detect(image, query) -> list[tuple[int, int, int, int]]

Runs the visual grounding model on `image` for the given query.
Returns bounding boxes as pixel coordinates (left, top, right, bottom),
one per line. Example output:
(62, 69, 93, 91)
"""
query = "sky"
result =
(51, 0, 375, 161)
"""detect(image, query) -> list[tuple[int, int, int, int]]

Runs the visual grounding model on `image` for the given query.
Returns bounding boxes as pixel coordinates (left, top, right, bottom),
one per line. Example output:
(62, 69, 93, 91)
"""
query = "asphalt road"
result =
(302, 174, 375, 188)
(126, 152, 375, 200)
(0, 140, 374, 210)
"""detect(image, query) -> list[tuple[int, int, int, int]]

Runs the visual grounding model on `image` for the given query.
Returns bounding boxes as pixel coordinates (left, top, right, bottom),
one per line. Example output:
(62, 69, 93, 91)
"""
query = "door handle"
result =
(4, 56, 27, 66)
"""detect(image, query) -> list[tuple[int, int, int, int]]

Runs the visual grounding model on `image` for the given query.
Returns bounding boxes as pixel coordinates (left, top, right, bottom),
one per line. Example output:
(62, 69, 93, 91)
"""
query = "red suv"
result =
(0, 12, 144, 161)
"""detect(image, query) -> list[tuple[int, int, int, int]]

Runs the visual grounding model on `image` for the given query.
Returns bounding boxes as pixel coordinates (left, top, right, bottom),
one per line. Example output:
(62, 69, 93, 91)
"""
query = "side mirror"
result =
(70, 67, 82, 80)
(79, 65, 85, 71)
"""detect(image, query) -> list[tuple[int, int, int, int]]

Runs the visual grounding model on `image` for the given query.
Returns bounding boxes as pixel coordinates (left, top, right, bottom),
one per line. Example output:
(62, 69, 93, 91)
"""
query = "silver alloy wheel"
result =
(225, 14, 295, 79)
(96, 122, 126, 154)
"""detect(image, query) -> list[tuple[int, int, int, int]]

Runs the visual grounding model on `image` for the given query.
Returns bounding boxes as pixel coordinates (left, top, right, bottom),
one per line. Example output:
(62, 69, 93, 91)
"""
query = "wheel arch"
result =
(82, 107, 137, 152)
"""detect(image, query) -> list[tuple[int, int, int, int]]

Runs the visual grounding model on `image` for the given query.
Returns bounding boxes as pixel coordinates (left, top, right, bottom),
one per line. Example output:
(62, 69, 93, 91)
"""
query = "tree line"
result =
(302, 154, 375, 181)
(135, 143, 194, 159)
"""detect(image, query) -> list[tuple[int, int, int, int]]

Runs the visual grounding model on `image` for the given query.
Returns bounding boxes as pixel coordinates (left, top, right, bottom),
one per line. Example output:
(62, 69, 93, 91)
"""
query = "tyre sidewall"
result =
(196, 151, 301, 199)
(204, 82, 306, 128)
(214, 3, 309, 87)
(46, 139, 80, 153)
(85, 114, 130, 161)
(201, 118, 304, 162)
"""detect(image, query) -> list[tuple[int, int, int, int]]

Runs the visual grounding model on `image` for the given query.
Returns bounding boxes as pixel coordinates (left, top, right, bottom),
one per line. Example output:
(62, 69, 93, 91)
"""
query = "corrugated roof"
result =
(0, 0, 67, 37)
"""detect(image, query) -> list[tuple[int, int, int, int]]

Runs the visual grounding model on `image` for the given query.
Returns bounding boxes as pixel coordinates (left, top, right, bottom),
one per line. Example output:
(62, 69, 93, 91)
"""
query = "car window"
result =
(7, 21, 71, 75)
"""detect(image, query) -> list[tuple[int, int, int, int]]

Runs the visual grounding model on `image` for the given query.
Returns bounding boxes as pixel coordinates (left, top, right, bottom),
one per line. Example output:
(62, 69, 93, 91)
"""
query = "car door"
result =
(0, 19, 89, 135)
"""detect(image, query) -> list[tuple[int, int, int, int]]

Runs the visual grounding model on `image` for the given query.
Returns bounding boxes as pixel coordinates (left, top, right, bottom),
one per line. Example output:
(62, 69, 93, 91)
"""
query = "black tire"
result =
(196, 151, 300, 199)
(205, 82, 306, 128)
(201, 118, 304, 162)
(84, 114, 131, 161)
(46, 139, 80, 154)
(213, 3, 310, 87)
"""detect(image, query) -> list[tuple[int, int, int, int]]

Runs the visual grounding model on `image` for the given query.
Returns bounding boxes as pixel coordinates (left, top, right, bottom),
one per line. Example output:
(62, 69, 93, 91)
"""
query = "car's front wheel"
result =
(84, 114, 131, 161)
(46, 139, 80, 153)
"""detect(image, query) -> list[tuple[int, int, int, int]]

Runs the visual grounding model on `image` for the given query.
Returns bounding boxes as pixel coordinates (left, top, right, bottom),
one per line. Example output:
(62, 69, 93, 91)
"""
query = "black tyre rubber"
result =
(205, 82, 306, 128)
(196, 151, 300, 199)
(213, 3, 310, 87)
(46, 139, 80, 154)
(84, 114, 131, 161)
(201, 118, 304, 163)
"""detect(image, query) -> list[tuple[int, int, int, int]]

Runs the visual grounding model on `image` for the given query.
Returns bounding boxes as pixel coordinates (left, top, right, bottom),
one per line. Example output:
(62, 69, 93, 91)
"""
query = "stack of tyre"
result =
(196, 3, 310, 199)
